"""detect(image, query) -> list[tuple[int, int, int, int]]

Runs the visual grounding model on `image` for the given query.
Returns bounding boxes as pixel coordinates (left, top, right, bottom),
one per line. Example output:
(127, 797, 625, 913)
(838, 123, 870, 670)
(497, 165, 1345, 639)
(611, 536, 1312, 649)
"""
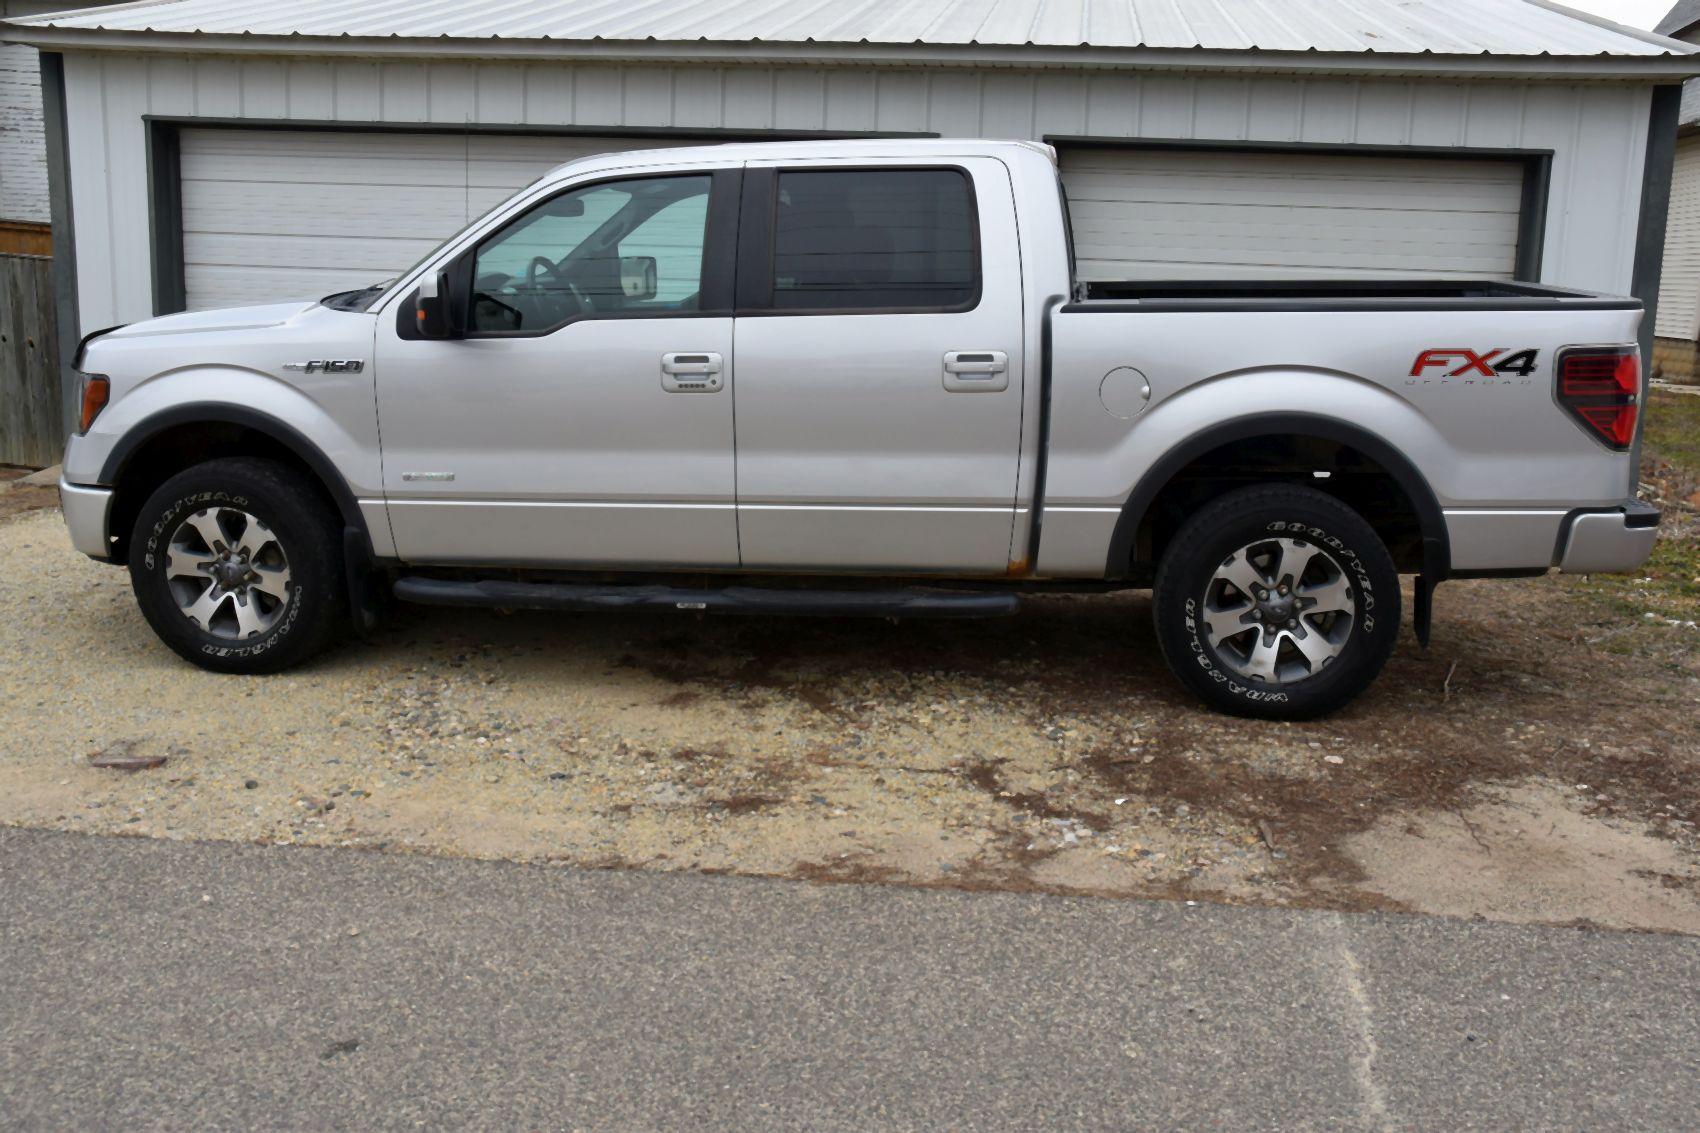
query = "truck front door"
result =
(374, 168, 740, 567)
(730, 158, 1026, 573)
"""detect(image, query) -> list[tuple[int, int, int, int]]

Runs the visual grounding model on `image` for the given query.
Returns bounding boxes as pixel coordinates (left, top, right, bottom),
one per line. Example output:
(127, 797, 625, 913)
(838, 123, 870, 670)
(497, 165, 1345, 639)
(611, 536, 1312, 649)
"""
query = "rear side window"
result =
(769, 169, 978, 312)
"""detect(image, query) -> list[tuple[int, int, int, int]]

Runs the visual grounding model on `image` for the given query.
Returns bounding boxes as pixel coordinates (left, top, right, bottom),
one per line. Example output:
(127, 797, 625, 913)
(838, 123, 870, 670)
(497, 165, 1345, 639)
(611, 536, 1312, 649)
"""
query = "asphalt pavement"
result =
(1, 826, 1696, 1131)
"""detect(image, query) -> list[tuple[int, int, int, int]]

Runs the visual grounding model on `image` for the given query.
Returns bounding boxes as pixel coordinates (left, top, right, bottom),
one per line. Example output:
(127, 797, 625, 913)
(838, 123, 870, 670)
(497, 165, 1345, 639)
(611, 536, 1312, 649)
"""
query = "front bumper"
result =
(1557, 501, 1660, 574)
(58, 477, 115, 561)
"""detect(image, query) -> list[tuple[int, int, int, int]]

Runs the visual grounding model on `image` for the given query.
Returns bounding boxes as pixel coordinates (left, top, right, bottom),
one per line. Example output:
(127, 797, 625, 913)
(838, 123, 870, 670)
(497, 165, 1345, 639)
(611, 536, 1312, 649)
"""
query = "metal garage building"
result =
(3, 0, 1698, 376)
(1651, 0, 1700, 380)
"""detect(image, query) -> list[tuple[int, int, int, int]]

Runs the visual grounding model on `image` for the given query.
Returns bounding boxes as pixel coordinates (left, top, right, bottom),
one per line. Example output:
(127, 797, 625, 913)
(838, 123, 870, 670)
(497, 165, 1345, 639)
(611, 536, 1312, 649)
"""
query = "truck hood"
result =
(103, 301, 320, 341)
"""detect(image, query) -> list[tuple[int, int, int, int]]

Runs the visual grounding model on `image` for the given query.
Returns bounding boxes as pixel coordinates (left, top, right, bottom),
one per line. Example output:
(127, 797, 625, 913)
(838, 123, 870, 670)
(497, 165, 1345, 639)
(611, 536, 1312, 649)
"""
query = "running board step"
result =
(392, 577, 1021, 619)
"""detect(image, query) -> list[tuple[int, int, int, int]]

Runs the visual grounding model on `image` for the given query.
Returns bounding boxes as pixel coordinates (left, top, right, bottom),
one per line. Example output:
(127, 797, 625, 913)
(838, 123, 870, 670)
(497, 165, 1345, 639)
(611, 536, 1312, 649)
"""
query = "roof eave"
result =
(5, 26, 1700, 81)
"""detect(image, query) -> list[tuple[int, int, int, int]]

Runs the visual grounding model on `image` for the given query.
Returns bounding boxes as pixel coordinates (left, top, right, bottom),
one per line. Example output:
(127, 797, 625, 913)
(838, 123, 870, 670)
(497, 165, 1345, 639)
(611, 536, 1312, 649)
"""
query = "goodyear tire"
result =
(1153, 484, 1400, 719)
(128, 458, 345, 674)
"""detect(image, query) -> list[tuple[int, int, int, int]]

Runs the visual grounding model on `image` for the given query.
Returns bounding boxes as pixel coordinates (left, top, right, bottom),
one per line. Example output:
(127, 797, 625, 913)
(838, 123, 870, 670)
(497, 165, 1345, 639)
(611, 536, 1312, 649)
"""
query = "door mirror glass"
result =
(619, 256, 658, 300)
(414, 269, 458, 339)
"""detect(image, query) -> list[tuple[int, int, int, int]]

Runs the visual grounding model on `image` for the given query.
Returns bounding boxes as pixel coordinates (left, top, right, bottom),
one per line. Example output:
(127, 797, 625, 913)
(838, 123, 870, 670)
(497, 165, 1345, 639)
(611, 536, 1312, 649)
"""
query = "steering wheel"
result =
(525, 255, 556, 289)
(526, 255, 591, 312)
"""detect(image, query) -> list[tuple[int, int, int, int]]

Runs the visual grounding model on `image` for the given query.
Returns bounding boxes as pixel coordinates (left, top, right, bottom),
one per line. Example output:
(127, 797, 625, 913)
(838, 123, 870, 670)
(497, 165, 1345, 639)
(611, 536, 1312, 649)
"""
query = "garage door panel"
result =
(183, 232, 440, 273)
(1073, 233, 1518, 277)
(1060, 147, 1525, 282)
(1073, 257, 1517, 282)
(1061, 172, 1522, 214)
(180, 129, 661, 176)
(1076, 242, 1518, 273)
(177, 128, 700, 310)
(182, 184, 477, 239)
(1061, 151, 1526, 183)
(1073, 246, 1518, 276)
(1070, 204, 1520, 237)
(183, 151, 514, 190)
(181, 149, 654, 192)
(181, 182, 476, 234)
(185, 265, 394, 308)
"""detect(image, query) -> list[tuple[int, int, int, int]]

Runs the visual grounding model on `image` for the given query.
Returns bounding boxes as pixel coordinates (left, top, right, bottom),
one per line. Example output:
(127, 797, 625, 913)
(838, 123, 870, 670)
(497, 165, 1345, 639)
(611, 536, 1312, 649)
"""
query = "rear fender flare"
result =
(1103, 412, 1450, 581)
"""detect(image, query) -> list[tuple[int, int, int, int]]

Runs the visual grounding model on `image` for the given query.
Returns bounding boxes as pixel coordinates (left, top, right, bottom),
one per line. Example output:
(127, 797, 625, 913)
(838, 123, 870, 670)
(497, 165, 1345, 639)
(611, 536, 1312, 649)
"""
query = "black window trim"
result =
(734, 163, 984, 318)
(397, 167, 741, 342)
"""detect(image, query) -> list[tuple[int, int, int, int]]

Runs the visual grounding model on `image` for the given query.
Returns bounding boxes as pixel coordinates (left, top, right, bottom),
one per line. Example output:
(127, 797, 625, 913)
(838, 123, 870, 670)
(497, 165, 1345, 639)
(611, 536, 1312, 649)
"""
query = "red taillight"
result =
(1556, 347, 1639, 450)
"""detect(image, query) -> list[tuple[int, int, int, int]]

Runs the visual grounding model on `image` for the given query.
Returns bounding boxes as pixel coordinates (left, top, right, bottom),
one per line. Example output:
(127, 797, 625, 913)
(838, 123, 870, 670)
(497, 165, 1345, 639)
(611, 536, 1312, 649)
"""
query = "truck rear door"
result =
(730, 157, 1025, 572)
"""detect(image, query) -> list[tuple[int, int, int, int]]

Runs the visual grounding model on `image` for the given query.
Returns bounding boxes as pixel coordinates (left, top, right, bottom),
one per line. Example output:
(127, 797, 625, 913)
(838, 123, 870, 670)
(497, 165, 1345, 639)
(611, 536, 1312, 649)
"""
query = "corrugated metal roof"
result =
(5, 0, 1692, 58)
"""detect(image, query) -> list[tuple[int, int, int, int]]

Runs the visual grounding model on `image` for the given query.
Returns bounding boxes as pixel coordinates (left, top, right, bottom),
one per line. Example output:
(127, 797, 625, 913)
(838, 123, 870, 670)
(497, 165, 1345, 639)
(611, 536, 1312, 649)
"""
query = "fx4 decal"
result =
(1408, 348, 1539, 382)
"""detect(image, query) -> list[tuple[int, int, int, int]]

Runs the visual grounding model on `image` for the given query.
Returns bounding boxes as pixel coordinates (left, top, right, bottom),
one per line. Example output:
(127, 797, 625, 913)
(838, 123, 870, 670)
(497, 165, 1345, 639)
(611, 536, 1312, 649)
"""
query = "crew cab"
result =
(59, 139, 1659, 717)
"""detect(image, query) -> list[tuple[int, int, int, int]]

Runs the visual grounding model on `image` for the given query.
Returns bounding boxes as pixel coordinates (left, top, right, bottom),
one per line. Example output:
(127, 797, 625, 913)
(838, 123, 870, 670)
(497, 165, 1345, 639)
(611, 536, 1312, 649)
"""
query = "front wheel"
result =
(1152, 484, 1400, 719)
(128, 458, 346, 673)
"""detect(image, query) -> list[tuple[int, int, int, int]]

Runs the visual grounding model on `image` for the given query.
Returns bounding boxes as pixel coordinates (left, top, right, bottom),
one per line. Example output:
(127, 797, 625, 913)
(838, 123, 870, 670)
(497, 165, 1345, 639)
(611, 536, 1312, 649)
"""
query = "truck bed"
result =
(1073, 278, 1640, 312)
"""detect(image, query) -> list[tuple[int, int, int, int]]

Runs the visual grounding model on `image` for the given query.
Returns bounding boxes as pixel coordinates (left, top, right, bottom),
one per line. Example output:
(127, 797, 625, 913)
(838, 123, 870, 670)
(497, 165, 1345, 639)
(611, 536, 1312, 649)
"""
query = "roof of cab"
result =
(540, 137, 1057, 181)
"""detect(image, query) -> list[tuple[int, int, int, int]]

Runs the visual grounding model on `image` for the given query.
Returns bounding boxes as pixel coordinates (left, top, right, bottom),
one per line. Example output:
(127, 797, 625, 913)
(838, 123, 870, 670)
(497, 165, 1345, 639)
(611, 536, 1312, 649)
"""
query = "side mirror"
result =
(414, 270, 457, 339)
(619, 256, 658, 301)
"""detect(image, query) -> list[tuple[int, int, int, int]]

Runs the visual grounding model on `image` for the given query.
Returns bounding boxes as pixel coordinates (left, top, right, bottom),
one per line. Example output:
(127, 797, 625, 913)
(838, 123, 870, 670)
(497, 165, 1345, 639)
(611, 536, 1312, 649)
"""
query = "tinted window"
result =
(770, 169, 977, 311)
(470, 175, 710, 333)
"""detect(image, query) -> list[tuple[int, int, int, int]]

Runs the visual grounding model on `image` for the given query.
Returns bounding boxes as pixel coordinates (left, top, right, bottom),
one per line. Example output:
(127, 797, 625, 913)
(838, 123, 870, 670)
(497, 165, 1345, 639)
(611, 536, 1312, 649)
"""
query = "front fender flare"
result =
(99, 402, 375, 558)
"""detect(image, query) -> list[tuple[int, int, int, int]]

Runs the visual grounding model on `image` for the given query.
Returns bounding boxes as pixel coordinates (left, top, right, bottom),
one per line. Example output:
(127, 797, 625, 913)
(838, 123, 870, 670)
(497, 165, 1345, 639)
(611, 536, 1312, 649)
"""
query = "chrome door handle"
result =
(943, 350, 1009, 392)
(661, 352, 723, 392)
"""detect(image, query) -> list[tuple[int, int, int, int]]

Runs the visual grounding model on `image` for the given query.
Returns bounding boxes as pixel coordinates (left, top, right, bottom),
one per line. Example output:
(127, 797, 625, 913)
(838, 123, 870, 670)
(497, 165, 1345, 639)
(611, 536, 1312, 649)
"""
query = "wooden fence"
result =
(0, 253, 61, 468)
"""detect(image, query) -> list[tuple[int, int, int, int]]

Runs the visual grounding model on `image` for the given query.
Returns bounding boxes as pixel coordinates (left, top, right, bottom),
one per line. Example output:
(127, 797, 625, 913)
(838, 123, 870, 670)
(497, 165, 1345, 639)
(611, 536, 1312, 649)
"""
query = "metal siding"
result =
(0, 36, 46, 221)
(1656, 133, 1700, 340)
(0, 0, 124, 224)
(61, 55, 1655, 331)
(8, 0, 1686, 57)
(61, 50, 111, 318)
(1060, 148, 1525, 281)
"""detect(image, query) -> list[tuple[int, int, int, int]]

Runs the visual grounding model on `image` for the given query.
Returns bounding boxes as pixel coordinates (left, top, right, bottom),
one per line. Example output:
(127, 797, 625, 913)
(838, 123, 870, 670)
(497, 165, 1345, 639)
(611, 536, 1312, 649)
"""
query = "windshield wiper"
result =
(320, 282, 390, 312)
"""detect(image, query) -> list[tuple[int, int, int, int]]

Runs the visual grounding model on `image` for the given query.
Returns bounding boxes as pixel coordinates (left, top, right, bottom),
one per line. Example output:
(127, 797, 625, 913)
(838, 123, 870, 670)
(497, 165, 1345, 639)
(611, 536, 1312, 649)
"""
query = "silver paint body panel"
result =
(1442, 509, 1568, 571)
(57, 477, 113, 558)
(375, 315, 741, 568)
(1559, 511, 1661, 574)
(58, 138, 1654, 585)
(732, 153, 1027, 572)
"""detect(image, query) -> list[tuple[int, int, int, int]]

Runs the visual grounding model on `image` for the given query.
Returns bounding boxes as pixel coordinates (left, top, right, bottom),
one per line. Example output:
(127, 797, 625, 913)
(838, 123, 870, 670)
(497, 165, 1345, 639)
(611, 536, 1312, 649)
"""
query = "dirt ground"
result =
(2, 479, 1696, 933)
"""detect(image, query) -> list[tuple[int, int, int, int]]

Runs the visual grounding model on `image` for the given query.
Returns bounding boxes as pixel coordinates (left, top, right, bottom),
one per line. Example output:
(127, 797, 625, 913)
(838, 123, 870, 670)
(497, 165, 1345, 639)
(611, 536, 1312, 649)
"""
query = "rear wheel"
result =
(1152, 484, 1400, 719)
(128, 458, 345, 673)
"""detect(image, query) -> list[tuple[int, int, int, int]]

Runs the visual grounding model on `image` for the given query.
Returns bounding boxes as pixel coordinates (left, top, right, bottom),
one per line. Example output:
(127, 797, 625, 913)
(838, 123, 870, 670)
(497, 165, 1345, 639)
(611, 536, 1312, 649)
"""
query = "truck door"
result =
(730, 158, 1025, 572)
(374, 168, 741, 567)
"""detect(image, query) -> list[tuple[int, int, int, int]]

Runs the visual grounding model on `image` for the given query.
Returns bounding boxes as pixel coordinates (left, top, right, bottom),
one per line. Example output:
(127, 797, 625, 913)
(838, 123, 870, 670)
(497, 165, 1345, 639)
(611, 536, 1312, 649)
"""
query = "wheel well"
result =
(107, 422, 347, 561)
(1129, 434, 1428, 577)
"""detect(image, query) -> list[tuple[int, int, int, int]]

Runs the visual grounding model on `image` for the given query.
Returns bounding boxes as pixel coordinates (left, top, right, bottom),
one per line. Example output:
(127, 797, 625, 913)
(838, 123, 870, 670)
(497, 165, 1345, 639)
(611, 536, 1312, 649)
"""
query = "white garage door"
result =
(178, 128, 704, 310)
(1059, 147, 1526, 282)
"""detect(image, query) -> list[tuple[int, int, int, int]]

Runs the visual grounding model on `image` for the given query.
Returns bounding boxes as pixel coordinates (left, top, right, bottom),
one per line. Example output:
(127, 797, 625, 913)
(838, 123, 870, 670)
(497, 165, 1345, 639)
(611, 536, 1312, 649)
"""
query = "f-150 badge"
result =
(282, 359, 365, 374)
(1409, 348, 1538, 380)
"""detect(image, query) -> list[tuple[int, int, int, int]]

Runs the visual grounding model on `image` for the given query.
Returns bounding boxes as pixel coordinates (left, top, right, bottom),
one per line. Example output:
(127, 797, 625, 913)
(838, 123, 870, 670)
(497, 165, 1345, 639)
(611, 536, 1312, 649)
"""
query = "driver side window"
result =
(470, 174, 711, 334)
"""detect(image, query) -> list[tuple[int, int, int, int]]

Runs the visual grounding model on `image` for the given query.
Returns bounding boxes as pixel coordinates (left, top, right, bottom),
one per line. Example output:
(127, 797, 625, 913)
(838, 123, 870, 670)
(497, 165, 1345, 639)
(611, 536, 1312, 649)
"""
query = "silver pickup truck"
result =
(58, 138, 1658, 718)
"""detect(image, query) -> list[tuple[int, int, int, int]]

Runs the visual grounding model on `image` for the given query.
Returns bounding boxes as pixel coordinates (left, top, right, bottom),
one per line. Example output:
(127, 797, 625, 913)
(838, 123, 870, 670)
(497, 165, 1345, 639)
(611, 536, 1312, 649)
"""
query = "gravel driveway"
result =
(2, 502, 1697, 933)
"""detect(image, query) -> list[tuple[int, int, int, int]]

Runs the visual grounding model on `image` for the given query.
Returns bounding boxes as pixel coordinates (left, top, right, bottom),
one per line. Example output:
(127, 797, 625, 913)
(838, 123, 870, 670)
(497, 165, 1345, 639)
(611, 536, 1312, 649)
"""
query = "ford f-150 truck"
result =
(58, 139, 1659, 718)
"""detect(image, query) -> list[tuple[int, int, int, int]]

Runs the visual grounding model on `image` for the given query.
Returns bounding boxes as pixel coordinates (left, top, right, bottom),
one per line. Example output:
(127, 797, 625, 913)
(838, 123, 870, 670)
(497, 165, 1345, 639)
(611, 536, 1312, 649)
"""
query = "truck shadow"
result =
(367, 590, 1193, 716)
